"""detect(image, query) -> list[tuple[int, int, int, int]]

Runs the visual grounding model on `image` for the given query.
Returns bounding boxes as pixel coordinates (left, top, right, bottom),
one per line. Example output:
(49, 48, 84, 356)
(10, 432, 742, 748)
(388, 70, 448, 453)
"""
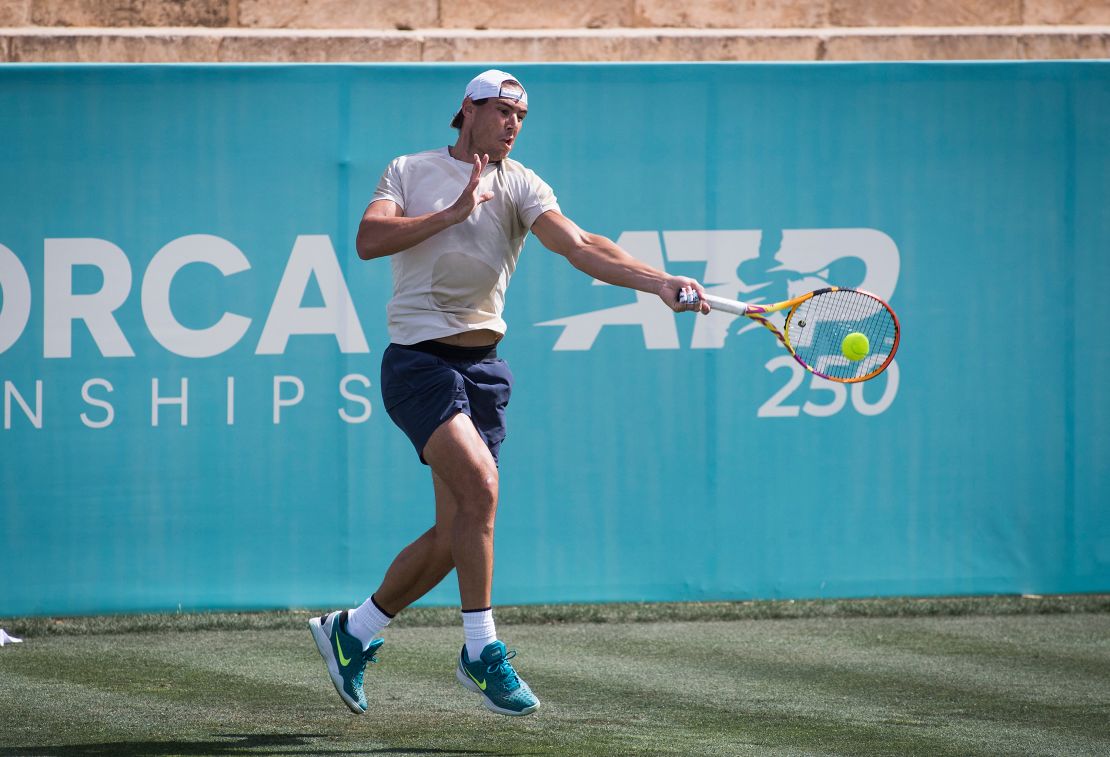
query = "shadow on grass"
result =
(4, 733, 534, 756)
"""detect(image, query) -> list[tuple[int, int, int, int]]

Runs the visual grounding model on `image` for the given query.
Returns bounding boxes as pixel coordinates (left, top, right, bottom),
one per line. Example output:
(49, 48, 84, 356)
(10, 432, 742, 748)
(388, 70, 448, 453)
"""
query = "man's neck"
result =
(449, 140, 502, 164)
(448, 141, 472, 162)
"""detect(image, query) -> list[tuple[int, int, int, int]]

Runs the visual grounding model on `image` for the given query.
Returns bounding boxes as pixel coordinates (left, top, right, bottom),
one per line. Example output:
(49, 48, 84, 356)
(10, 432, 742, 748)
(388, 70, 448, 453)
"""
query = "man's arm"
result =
(356, 153, 493, 260)
(530, 210, 711, 313)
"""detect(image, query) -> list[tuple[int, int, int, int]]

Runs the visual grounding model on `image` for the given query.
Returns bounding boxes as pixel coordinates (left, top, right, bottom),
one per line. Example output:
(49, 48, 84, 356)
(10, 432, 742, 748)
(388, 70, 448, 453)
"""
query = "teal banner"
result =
(1, 63, 1108, 616)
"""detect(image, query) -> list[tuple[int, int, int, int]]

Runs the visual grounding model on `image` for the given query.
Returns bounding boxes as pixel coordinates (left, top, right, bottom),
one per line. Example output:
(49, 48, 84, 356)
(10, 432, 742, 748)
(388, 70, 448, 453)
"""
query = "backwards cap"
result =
(451, 69, 527, 127)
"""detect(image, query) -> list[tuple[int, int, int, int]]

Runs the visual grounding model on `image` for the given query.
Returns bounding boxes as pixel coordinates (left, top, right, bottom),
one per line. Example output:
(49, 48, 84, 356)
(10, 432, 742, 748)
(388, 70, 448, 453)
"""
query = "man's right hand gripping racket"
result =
(680, 287, 901, 383)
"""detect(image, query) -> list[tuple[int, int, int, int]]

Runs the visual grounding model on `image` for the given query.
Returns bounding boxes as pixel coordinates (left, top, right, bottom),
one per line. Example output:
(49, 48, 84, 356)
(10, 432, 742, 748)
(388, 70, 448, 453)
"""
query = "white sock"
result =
(462, 608, 497, 661)
(346, 595, 392, 650)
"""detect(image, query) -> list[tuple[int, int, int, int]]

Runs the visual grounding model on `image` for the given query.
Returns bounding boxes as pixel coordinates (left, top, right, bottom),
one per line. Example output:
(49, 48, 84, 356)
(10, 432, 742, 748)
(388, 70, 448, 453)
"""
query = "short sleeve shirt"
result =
(371, 147, 560, 345)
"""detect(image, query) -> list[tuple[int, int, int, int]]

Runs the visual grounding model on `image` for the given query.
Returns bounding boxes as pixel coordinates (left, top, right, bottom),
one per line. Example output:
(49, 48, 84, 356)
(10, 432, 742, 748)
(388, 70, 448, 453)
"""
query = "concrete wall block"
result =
(237, 0, 438, 30)
(0, 0, 31, 26)
(31, 0, 230, 27)
(1024, 0, 1110, 25)
(4, 27, 1104, 64)
(829, 0, 1022, 27)
(218, 32, 421, 61)
(422, 32, 617, 61)
(422, 30, 820, 62)
(1021, 30, 1110, 57)
(439, 0, 635, 29)
(10, 32, 222, 61)
(823, 31, 1022, 60)
(621, 32, 819, 59)
(634, 0, 827, 29)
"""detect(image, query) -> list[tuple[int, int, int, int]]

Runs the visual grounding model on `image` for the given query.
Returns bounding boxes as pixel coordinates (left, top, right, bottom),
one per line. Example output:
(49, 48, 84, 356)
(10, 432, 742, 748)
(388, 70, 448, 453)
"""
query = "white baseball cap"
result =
(451, 69, 527, 127)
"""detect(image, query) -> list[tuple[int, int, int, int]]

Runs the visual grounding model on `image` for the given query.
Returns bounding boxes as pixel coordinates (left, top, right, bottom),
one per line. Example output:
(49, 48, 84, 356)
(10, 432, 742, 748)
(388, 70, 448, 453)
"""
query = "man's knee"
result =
(457, 464, 498, 523)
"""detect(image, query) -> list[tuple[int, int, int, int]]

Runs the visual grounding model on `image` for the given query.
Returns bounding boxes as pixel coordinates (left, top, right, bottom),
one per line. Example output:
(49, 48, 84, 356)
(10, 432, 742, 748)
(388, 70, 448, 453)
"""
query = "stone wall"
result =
(1, 0, 1107, 61)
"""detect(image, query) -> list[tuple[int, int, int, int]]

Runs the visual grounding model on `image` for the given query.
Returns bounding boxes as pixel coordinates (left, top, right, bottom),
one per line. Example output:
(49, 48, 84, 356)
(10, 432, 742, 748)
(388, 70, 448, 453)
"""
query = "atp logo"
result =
(538, 228, 901, 417)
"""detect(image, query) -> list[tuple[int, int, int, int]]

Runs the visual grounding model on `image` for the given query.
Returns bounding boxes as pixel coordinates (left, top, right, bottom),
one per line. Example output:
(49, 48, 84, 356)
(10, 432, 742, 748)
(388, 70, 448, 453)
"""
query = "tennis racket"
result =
(680, 287, 900, 383)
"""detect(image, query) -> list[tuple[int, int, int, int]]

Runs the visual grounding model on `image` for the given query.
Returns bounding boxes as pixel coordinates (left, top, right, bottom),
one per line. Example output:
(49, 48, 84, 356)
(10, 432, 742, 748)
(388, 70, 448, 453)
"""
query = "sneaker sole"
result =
(455, 666, 539, 716)
(309, 615, 365, 714)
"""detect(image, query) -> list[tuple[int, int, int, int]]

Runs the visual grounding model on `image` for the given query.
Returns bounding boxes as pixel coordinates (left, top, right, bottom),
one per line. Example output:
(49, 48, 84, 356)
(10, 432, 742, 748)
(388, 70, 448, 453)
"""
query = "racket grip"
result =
(678, 291, 749, 315)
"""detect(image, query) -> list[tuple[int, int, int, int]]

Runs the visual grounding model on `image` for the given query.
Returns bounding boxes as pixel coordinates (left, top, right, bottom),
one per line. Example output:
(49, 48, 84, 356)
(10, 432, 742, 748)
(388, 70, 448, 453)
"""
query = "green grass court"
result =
(2, 596, 1108, 756)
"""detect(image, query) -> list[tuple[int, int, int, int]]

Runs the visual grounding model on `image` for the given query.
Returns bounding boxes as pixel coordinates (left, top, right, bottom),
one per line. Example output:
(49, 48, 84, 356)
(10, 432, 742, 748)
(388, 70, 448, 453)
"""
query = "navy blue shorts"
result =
(380, 341, 513, 466)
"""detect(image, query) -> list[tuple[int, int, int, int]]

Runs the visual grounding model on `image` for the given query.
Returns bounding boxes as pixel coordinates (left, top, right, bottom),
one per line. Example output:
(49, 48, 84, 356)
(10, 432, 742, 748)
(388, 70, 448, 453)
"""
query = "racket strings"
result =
(786, 290, 898, 381)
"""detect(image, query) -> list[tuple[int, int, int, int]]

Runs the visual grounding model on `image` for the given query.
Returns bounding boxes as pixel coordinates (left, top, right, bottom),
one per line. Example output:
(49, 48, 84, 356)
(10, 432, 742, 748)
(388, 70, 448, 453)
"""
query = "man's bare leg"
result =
(370, 471, 459, 614)
(420, 412, 499, 611)
(369, 412, 496, 614)
(336, 411, 536, 715)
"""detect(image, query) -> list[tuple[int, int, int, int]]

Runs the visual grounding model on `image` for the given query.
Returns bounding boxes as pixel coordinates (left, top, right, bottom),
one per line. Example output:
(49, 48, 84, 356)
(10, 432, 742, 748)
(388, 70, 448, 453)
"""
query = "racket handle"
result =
(677, 290, 748, 315)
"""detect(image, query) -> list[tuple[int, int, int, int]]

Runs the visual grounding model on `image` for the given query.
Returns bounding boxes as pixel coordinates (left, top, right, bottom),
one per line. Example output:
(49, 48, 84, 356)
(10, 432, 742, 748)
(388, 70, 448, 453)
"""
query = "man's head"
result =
(451, 69, 528, 161)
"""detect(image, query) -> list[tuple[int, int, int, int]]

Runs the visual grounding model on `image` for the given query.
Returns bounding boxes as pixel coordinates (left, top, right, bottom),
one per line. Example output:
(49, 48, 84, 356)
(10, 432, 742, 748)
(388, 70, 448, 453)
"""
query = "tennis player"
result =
(310, 69, 710, 717)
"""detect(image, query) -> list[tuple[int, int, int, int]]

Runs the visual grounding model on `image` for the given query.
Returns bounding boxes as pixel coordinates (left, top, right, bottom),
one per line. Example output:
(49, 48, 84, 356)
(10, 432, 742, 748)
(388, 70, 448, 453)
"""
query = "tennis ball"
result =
(841, 332, 870, 362)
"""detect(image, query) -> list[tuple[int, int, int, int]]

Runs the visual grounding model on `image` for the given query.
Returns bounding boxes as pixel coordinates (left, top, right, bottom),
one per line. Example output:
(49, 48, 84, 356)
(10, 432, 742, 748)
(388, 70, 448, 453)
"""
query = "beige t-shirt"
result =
(371, 147, 561, 345)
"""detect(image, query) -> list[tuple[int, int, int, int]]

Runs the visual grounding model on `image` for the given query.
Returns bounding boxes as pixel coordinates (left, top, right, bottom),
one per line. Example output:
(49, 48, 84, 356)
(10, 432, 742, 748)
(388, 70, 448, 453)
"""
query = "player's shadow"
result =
(2, 732, 539, 756)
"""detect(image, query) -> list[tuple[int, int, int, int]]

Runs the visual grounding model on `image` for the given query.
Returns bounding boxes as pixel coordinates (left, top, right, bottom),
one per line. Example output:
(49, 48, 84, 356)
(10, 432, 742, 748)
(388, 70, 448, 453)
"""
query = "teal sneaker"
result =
(308, 610, 383, 714)
(456, 640, 540, 716)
